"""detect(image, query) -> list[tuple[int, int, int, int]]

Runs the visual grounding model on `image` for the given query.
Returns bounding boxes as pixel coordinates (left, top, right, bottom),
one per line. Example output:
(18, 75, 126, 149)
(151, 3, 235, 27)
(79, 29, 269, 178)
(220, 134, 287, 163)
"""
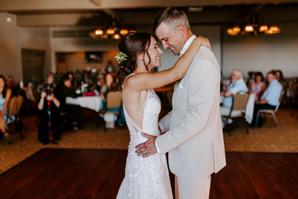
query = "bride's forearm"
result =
(125, 37, 210, 91)
(172, 37, 206, 79)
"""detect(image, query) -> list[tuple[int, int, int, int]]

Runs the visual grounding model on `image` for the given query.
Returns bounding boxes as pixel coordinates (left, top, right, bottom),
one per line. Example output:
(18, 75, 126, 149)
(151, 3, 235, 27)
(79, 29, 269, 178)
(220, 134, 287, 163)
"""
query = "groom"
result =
(135, 8, 226, 199)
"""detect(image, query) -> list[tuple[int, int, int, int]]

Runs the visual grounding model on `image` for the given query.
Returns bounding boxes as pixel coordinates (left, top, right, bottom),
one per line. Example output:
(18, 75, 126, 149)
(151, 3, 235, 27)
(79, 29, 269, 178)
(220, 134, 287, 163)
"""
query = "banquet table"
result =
(220, 94, 255, 124)
(66, 96, 105, 112)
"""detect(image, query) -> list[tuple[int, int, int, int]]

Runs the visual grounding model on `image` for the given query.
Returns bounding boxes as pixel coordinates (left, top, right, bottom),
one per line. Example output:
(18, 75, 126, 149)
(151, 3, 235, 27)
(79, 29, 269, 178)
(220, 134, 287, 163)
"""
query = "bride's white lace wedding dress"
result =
(117, 89, 173, 199)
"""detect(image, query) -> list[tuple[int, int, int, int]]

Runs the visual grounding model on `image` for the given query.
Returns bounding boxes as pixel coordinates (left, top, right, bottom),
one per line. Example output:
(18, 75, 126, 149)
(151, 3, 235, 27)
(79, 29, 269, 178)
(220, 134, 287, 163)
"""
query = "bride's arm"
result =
(154, 82, 175, 92)
(125, 36, 210, 90)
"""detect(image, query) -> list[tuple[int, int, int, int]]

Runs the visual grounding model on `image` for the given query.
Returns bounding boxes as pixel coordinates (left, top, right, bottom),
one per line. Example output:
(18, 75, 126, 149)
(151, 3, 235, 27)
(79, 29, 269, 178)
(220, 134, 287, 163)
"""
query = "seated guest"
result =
(83, 84, 97, 96)
(56, 74, 82, 130)
(5, 75, 17, 97)
(67, 71, 76, 89)
(105, 60, 116, 74)
(246, 71, 255, 87)
(249, 72, 266, 101)
(96, 74, 108, 99)
(221, 70, 248, 115)
(56, 74, 75, 107)
(276, 69, 288, 92)
(106, 72, 114, 90)
(37, 88, 61, 144)
(0, 75, 13, 143)
(25, 82, 36, 102)
(250, 70, 283, 127)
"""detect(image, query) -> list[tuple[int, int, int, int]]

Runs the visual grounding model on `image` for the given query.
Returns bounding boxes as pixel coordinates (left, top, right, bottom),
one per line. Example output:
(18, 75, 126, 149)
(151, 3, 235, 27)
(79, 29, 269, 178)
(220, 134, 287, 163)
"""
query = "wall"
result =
(0, 12, 50, 82)
(50, 27, 119, 72)
(0, 13, 21, 80)
(19, 26, 51, 76)
(56, 51, 117, 72)
(159, 23, 298, 79)
(1, 15, 298, 81)
(223, 22, 298, 78)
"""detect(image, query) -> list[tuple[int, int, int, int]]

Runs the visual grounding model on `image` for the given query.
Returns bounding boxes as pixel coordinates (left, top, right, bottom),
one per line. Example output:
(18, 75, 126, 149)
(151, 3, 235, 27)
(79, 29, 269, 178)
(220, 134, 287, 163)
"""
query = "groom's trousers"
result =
(176, 175, 211, 199)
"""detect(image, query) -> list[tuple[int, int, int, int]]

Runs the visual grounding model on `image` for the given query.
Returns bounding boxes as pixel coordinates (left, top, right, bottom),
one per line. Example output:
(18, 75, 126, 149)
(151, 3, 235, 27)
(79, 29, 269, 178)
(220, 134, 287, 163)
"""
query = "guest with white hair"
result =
(221, 70, 248, 116)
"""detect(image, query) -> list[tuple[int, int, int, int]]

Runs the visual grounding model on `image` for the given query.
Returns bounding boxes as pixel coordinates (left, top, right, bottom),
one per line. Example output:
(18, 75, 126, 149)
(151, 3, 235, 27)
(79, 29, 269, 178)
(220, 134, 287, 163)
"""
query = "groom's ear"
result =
(176, 25, 186, 35)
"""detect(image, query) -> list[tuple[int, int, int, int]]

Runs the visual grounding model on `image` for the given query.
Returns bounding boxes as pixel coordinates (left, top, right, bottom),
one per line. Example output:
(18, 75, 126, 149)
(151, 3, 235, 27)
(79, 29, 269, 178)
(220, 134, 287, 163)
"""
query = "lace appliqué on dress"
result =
(117, 90, 172, 199)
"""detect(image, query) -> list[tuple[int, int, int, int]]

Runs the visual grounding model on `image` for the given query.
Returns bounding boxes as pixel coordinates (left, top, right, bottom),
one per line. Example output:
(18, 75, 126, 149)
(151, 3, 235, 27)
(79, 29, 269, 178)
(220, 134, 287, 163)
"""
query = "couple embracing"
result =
(116, 8, 226, 199)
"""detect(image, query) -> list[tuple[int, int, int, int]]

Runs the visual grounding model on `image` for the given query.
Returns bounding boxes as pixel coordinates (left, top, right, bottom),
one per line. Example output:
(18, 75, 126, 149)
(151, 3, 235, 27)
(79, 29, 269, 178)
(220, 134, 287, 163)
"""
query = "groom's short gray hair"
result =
(152, 8, 190, 33)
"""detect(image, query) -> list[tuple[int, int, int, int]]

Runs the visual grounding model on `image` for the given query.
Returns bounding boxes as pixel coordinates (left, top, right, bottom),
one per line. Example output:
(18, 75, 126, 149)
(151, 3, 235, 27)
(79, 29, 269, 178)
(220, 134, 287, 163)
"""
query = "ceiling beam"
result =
(17, 13, 85, 27)
(1, 0, 298, 12)
(14, 5, 298, 27)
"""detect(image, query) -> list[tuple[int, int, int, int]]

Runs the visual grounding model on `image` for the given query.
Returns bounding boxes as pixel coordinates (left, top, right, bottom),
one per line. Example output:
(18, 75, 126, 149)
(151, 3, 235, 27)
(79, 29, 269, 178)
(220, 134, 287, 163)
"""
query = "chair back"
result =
(275, 90, 285, 112)
(8, 95, 24, 116)
(292, 78, 298, 104)
(106, 91, 122, 109)
(231, 93, 249, 112)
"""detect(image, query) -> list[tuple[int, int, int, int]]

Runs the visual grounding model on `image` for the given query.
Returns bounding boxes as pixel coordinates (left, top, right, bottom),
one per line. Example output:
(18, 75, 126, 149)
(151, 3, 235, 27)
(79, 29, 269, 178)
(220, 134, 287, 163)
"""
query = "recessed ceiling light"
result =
(188, 7, 203, 12)
(6, 17, 12, 23)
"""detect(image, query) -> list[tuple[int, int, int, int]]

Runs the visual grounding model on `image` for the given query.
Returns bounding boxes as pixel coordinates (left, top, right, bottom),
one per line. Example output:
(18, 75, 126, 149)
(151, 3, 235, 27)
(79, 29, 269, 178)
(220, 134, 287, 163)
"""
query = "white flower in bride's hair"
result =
(115, 52, 128, 64)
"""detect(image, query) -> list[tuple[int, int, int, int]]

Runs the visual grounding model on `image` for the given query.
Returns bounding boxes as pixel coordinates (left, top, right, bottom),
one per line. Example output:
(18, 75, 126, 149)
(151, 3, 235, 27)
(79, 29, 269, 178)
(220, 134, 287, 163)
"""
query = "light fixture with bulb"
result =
(227, 10, 281, 37)
(90, 21, 134, 40)
(227, 24, 281, 36)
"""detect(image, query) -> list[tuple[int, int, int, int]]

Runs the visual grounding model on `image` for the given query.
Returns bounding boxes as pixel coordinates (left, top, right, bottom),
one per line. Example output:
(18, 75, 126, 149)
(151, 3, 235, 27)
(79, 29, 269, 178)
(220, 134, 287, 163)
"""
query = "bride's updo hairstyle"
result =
(117, 32, 154, 87)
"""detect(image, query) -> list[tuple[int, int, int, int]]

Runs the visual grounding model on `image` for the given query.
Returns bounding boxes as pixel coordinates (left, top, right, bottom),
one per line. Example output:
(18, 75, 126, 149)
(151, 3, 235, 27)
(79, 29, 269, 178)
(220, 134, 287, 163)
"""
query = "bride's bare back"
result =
(122, 80, 148, 129)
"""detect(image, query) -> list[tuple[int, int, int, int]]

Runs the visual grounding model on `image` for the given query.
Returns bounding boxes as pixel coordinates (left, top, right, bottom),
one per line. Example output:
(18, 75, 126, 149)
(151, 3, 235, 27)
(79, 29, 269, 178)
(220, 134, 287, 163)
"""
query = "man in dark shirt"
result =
(56, 74, 82, 130)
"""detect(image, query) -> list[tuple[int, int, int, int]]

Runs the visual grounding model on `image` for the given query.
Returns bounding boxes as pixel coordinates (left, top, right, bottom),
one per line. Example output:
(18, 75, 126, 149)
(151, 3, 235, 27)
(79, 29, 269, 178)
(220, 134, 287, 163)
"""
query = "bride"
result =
(116, 32, 210, 199)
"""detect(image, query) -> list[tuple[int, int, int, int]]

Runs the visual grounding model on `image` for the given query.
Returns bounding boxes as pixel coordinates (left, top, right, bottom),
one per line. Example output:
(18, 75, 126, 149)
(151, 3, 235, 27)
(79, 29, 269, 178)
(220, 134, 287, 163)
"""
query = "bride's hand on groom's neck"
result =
(196, 36, 211, 49)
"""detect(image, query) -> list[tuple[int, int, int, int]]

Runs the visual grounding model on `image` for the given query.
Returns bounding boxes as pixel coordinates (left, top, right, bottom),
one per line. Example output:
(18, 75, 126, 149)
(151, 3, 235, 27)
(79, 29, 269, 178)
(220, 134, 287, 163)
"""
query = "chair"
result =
(256, 90, 285, 129)
(6, 95, 24, 139)
(222, 93, 250, 135)
(106, 91, 122, 110)
(290, 79, 298, 117)
(100, 91, 122, 130)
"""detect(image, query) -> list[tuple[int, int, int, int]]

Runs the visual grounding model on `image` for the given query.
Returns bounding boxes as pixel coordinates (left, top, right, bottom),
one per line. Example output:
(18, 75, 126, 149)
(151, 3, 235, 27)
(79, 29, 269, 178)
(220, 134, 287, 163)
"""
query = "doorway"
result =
(21, 49, 45, 85)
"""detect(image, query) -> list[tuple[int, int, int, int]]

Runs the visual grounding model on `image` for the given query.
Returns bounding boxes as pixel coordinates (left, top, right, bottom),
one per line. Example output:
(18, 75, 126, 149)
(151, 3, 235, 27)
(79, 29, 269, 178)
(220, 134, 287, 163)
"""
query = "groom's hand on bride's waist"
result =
(135, 133, 157, 158)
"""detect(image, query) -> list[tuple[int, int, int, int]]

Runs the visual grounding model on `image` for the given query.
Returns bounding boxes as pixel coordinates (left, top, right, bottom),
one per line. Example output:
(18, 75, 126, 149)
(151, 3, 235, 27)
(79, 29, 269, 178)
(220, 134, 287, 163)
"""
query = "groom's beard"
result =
(167, 44, 180, 55)
(171, 49, 180, 56)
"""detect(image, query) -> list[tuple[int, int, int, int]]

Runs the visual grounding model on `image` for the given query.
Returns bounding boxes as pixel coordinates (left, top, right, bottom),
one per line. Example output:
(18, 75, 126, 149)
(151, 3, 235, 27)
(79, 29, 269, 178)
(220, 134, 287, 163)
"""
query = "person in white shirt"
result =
(221, 70, 248, 108)
(220, 70, 248, 126)
(251, 70, 283, 127)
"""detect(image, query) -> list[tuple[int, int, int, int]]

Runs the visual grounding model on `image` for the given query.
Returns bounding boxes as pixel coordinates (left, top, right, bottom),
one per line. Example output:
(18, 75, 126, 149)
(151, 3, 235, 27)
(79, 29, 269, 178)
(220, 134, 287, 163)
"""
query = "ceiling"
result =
(1, 0, 298, 27)
(1, 0, 298, 11)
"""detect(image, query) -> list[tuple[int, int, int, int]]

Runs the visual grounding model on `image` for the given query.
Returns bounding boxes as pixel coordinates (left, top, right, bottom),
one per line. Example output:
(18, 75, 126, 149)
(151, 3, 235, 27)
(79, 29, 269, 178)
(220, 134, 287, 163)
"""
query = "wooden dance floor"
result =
(0, 149, 297, 199)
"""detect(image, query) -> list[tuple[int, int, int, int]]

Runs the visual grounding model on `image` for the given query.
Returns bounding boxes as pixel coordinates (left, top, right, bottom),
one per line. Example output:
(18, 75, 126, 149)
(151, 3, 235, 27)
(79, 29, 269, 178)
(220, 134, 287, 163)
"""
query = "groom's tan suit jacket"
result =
(157, 36, 226, 178)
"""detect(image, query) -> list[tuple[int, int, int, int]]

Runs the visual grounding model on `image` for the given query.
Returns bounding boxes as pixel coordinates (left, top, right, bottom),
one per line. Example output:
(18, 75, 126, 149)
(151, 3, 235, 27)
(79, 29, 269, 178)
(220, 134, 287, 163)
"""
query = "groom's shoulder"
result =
(191, 50, 220, 77)
(196, 47, 219, 67)
(192, 47, 209, 64)
(193, 48, 215, 67)
(197, 46, 215, 59)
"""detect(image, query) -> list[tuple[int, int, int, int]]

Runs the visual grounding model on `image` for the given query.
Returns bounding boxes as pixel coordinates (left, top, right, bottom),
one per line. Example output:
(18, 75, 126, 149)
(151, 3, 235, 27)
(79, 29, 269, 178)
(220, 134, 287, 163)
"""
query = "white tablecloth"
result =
(220, 94, 255, 124)
(66, 96, 104, 112)
(245, 94, 255, 124)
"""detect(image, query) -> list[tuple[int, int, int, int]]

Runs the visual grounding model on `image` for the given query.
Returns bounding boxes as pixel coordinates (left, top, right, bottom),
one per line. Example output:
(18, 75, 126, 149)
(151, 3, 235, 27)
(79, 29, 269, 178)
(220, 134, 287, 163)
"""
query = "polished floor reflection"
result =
(0, 149, 297, 199)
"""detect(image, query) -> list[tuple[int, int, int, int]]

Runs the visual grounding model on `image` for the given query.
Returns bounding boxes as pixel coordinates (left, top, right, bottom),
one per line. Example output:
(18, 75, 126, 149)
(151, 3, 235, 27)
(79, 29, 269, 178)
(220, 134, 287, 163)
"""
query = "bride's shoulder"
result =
(123, 73, 137, 87)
